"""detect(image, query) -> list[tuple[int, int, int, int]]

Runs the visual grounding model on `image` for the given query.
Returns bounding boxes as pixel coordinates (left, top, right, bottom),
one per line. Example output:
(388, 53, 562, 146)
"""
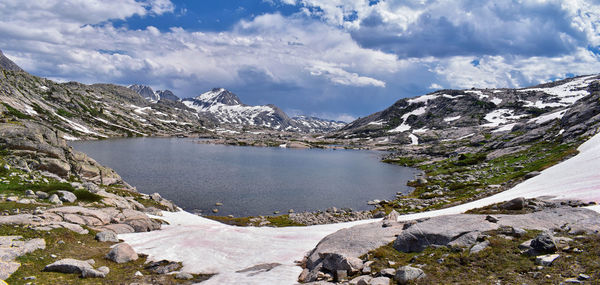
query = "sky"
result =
(1, 0, 600, 122)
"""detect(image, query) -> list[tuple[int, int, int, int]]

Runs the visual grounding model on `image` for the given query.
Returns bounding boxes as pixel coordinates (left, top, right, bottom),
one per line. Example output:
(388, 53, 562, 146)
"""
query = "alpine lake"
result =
(70, 138, 418, 217)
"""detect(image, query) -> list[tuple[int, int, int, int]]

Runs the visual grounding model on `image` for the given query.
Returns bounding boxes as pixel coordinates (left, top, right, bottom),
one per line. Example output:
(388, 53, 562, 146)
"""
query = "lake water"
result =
(70, 138, 418, 216)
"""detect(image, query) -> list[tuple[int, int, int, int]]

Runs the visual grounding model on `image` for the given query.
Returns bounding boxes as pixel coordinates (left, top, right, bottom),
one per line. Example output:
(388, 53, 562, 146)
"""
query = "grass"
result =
(382, 157, 426, 167)
(383, 139, 581, 215)
(1, 103, 32, 120)
(361, 230, 600, 284)
(2, 225, 212, 284)
(56, 108, 75, 118)
(205, 214, 305, 227)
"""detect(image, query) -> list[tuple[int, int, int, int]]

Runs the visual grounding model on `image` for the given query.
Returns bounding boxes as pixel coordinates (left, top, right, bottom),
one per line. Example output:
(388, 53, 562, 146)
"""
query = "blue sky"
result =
(1, 0, 600, 122)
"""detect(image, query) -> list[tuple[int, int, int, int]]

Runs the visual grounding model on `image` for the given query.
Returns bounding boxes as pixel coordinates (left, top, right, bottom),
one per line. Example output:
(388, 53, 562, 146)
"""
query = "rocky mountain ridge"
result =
(335, 74, 600, 155)
(127, 84, 179, 102)
(180, 88, 346, 133)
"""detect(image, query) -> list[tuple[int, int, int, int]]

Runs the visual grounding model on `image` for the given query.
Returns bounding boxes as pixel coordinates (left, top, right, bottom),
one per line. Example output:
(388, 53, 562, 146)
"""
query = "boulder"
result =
(57, 191, 77, 203)
(321, 253, 363, 274)
(470, 240, 490, 254)
(500, 197, 525, 210)
(43, 258, 94, 274)
(106, 243, 138, 263)
(382, 210, 400, 227)
(95, 231, 119, 242)
(80, 267, 107, 278)
(395, 266, 426, 284)
(36, 191, 49, 199)
(536, 254, 560, 266)
(530, 232, 557, 253)
(48, 194, 62, 205)
(380, 268, 396, 277)
(370, 277, 391, 285)
(145, 260, 181, 274)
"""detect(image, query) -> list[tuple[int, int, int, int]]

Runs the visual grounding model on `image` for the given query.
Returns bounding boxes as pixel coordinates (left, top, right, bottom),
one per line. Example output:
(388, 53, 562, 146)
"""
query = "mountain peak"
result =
(0, 50, 24, 72)
(195, 88, 242, 106)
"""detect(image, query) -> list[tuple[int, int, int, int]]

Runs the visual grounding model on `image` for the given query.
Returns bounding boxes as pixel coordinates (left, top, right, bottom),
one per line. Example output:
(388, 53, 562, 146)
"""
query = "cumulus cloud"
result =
(1, 0, 600, 118)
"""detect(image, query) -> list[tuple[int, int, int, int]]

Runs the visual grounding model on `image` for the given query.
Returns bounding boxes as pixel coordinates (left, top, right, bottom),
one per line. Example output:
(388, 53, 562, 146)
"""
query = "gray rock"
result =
(380, 267, 396, 277)
(470, 240, 490, 254)
(485, 215, 499, 223)
(57, 190, 77, 203)
(535, 254, 559, 266)
(150, 193, 162, 201)
(48, 194, 62, 205)
(97, 266, 109, 275)
(80, 267, 106, 278)
(24, 190, 35, 196)
(394, 266, 426, 284)
(321, 253, 363, 274)
(95, 231, 119, 242)
(145, 260, 181, 274)
(382, 210, 400, 227)
(105, 243, 138, 263)
(524, 171, 541, 179)
(500, 197, 525, 210)
(370, 276, 391, 285)
(43, 258, 94, 274)
(530, 232, 556, 253)
(175, 272, 193, 280)
(349, 275, 371, 285)
(35, 191, 49, 199)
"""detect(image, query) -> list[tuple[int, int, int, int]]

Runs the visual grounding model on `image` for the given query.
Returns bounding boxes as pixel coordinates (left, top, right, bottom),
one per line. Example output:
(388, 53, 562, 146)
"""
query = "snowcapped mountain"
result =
(292, 116, 347, 133)
(128, 84, 179, 102)
(337, 74, 600, 145)
(181, 88, 346, 133)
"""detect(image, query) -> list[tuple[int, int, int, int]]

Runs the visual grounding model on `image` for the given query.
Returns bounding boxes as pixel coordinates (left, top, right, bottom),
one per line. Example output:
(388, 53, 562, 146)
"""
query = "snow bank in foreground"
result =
(119, 211, 375, 284)
(120, 132, 600, 284)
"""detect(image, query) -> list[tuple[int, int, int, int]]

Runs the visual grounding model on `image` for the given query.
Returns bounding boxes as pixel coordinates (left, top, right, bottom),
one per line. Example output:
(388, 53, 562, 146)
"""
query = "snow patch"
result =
(120, 211, 375, 285)
(482, 109, 527, 127)
(409, 133, 419, 145)
(443, 116, 461, 122)
(528, 110, 568, 124)
(492, 123, 516, 133)
(388, 107, 426, 133)
(490, 98, 502, 105)
(519, 75, 597, 105)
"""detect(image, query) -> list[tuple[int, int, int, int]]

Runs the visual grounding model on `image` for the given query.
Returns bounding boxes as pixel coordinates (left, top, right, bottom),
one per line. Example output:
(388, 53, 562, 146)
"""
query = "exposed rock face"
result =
(302, 205, 600, 282)
(0, 122, 123, 184)
(0, 50, 24, 72)
(0, 236, 45, 279)
(393, 207, 600, 253)
(335, 74, 600, 152)
(303, 221, 404, 282)
(106, 243, 138, 263)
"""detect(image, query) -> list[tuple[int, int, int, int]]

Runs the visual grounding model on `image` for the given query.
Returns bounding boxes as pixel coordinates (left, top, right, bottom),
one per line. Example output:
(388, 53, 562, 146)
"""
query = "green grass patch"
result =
(1, 225, 212, 284)
(1, 102, 32, 119)
(361, 230, 600, 284)
(383, 157, 426, 167)
(56, 108, 75, 118)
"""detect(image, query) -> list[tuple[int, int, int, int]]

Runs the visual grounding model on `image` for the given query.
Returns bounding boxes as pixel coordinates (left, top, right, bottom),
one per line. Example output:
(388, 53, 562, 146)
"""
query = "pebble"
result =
(212, 209, 219, 213)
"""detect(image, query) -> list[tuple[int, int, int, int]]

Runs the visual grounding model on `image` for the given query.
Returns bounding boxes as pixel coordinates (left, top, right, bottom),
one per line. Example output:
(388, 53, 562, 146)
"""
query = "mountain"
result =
(128, 84, 179, 102)
(0, 51, 214, 141)
(0, 50, 24, 72)
(292, 116, 346, 133)
(337, 74, 600, 147)
(181, 88, 346, 133)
